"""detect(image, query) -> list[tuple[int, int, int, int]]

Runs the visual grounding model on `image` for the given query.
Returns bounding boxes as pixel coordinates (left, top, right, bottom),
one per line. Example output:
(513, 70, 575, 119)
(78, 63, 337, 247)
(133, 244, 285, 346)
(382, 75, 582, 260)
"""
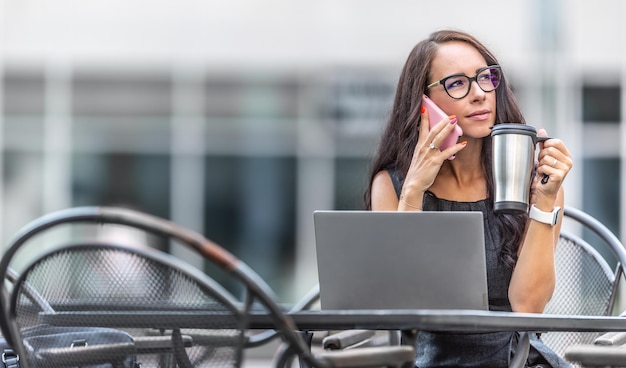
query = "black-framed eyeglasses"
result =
(426, 65, 502, 99)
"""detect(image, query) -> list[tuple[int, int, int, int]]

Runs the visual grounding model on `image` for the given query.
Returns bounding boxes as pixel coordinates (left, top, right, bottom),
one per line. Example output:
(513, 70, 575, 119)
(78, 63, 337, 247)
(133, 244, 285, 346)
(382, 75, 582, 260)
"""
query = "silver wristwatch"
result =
(529, 204, 561, 226)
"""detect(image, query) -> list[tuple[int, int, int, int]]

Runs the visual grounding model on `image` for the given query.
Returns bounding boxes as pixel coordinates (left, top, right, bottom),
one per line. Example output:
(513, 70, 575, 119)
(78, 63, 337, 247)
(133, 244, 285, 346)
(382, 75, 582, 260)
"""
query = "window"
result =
(334, 157, 370, 210)
(582, 85, 620, 124)
(203, 155, 297, 294)
(582, 158, 621, 267)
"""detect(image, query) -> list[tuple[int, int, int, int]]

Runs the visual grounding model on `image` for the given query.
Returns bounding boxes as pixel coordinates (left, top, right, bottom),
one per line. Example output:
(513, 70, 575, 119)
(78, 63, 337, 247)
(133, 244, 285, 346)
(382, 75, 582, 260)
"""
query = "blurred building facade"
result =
(0, 0, 625, 300)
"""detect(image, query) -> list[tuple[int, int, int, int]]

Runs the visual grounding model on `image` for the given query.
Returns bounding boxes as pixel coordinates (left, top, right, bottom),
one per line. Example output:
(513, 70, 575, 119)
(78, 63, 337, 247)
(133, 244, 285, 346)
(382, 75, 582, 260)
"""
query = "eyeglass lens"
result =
(444, 67, 501, 99)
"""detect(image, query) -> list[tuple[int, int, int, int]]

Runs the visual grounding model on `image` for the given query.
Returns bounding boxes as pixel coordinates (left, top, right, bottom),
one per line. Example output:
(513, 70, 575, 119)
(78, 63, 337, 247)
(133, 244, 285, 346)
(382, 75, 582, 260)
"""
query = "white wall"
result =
(3, 0, 535, 68)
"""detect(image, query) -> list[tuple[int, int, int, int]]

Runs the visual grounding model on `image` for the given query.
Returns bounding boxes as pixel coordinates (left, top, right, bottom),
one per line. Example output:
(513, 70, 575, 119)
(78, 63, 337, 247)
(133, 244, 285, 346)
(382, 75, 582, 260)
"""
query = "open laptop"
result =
(313, 210, 489, 311)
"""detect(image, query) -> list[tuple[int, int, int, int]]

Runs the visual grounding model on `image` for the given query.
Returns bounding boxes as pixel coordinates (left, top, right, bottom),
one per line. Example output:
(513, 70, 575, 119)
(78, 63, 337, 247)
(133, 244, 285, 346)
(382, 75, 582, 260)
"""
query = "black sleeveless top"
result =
(387, 168, 571, 368)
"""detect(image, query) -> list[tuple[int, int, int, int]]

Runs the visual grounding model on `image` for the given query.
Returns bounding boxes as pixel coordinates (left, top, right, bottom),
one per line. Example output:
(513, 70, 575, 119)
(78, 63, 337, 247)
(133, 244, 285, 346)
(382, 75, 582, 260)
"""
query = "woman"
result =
(364, 30, 573, 367)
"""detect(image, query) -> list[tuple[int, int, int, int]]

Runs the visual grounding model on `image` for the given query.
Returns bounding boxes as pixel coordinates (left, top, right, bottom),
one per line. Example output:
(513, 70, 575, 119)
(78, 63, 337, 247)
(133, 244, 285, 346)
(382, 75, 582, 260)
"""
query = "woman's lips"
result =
(467, 110, 491, 120)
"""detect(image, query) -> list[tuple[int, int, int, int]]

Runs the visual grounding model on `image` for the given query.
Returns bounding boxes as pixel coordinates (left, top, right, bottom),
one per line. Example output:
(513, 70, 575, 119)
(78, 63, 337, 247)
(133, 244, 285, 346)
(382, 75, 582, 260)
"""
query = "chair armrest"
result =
(594, 331, 626, 346)
(317, 346, 416, 368)
(134, 335, 193, 352)
(37, 342, 136, 366)
(322, 330, 375, 350)
(565, 344, 626, 367)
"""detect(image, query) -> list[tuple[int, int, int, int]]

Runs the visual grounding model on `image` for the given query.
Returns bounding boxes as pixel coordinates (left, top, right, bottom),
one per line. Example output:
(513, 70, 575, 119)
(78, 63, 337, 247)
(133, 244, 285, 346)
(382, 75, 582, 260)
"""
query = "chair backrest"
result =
(11, 242, 247, 367)
(0, 206, 330, 368)
(542, 206, 626, 357)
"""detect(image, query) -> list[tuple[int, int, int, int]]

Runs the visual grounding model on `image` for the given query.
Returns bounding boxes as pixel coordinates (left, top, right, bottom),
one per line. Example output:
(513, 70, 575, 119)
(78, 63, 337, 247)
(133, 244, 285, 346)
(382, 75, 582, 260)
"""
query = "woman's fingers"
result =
(534, 131, 573, 194)
(416, 106, 467, 162)
(419, 106, 430, 138)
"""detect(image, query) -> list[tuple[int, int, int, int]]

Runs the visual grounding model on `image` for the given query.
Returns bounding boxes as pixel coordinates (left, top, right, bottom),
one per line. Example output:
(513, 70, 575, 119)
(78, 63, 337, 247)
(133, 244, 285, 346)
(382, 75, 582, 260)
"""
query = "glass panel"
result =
(205, 78, 244, 119)
(205, 76, 299, 119)
(334, 157, 370, 210)
(582, 85, 620, 124)
(2, 151, 44, 245)
(582, 157, 621, 267)
(2, 71, 46, 115)
(322, 73, 395, 137)
(72, 72, 172, 117)
(3, 117, 44, 150)
(71, 153, 171, 250)
(203, 155, 296, 297)
(72, 117, 171, 152)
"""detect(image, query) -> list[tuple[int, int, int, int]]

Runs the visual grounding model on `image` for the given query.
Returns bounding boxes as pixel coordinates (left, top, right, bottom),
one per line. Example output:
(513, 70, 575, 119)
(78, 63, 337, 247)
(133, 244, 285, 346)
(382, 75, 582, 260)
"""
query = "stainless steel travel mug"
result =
(491, 124, 545, 214)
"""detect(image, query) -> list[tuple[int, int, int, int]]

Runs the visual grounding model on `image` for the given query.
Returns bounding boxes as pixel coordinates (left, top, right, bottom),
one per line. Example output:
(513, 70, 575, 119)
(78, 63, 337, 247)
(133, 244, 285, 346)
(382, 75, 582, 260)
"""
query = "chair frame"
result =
(540, 206, 626, 361)
(562, 206, 626, 274)
(556, 207, 626, 367)
(11, 241, 250, 368)
(561, 206, 626, 317)
(0, 206, 329, 368)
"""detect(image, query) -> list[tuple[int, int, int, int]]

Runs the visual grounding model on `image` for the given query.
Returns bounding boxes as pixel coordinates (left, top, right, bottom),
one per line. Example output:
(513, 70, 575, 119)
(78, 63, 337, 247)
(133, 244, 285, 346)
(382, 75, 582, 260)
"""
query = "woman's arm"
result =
(508, 187, 564, 313)
(508, 130, 573, 313)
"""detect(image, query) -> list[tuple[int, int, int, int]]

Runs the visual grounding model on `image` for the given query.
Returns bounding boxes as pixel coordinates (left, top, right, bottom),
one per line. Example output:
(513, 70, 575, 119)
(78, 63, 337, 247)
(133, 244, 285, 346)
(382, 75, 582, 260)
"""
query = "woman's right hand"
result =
(399, 107, 467, 206)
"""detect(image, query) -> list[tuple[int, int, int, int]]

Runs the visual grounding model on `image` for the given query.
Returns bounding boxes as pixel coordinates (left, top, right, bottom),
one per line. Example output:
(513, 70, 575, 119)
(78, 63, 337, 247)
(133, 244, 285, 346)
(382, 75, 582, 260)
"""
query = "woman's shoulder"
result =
(371, 169, 402, 206)
(381, 167, 404, 198)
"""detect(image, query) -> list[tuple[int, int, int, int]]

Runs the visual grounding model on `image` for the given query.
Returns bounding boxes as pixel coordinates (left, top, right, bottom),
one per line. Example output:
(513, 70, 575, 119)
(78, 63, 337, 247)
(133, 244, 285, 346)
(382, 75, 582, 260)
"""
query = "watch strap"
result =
(529, 204, 561, 226)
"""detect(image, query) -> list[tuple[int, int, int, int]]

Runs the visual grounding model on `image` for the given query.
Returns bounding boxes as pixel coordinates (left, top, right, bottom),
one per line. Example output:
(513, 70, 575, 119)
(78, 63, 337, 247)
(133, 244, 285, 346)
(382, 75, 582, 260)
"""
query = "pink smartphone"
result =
(422, 95, 463, 159)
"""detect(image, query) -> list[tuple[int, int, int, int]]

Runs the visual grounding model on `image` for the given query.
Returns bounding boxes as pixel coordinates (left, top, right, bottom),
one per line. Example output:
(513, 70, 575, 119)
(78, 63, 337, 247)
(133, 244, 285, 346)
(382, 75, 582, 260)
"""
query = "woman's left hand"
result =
(531, 128, 573, 202)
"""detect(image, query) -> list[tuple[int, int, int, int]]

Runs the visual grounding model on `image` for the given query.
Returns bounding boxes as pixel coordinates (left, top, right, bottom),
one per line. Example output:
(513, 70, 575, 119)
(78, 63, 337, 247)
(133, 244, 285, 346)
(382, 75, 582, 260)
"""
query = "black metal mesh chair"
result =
(10, 242, 248, 367)
(0, 206, 415, 368)
(542, 206, 626, 361)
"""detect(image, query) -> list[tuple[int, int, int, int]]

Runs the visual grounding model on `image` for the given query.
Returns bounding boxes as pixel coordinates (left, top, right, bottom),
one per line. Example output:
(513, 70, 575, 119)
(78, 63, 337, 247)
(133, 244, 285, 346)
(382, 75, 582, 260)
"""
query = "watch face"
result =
(553, 207, 562, 225)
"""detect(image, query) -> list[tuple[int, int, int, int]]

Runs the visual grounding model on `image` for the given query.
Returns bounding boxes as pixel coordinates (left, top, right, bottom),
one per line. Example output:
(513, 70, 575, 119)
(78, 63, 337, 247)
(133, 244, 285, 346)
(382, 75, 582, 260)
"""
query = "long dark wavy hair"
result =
(363, 29, 527, 267)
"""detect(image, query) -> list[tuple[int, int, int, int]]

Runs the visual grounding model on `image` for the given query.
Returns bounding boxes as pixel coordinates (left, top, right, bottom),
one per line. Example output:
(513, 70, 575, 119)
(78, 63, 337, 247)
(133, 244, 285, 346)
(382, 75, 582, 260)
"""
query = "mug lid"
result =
(491, 123, 537, 137)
